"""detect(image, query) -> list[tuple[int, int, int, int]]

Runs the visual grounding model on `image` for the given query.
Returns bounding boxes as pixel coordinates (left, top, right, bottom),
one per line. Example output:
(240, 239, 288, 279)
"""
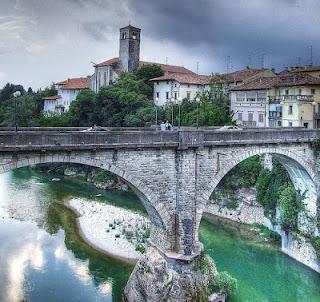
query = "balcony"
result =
(268, 95, 314, 102)
(269, 111, 282, 118)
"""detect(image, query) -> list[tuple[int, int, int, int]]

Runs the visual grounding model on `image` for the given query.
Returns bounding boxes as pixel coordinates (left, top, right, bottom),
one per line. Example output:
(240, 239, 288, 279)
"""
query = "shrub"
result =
(135, 244, 145, 254)
(311, 237, 320, 258)
(209, 271, 237, 297)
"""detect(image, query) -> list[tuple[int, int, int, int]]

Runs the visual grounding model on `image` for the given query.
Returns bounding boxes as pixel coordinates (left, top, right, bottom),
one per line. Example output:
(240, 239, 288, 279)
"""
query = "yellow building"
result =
(267, 73, 320, 128)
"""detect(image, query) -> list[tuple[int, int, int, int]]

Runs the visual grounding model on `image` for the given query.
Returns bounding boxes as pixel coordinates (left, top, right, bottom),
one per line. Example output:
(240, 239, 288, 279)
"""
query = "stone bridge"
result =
(0, 127, 319, 301)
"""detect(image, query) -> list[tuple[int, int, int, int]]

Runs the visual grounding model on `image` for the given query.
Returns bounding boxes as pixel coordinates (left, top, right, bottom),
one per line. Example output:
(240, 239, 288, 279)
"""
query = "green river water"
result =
(0, 168, 319, 302)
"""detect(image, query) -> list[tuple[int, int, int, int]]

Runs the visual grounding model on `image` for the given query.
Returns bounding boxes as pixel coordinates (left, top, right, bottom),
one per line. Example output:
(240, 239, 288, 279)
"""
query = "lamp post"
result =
(170, 98, 175, 126)
(13, 91, 21, 132)
(177, 97, 182, 128)
(196, 96, 200, 128)
(155, 97, 159, 126)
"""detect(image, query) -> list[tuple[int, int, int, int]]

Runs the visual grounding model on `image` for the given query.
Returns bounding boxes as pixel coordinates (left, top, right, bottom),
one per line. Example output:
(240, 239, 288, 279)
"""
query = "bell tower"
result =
(119, 25, 141, 72)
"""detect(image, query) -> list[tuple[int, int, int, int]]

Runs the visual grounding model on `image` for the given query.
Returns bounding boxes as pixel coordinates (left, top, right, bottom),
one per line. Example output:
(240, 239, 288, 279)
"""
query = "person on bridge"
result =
(165, 120, 172, 131)
(160, 121, 166, 131)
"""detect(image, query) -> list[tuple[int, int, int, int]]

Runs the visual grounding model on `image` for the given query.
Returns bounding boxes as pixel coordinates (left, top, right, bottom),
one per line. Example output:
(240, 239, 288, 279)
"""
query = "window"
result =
(187, 84, 190, 88)
(285, 89, 289, 95)
(304, 122, 309, 128)
(156, 92, 160, 98)
(186, 92, 191, 100)
(104, 72, 107, 85)
(174, 92, 177, 100)
(258, 113, 264, 123)
(288, 105, 293, 115)
(248, 112, 253, 122)
(277, 121, 282, 127)
(238, 112, 243, 121)
(166, 81, 170, 85)
(166, 92, 169, 100)
(122, 32, 127, 39)
(289, 122, 293, 127)
(246, 92, 256, 102)
(298, 88, 302, 95)
(311, 88, 316, 95)
(175, 84, 177, 87)
(236, 92, 246, 102)
(132, 32, 137, 39)
(157, 81, 159, 85)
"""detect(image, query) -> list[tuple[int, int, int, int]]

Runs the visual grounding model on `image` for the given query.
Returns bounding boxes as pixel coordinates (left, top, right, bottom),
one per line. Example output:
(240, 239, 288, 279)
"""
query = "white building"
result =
(230, 76, 279, 127)
(150, 73, 211, 106)
(43, 77, 90, 114)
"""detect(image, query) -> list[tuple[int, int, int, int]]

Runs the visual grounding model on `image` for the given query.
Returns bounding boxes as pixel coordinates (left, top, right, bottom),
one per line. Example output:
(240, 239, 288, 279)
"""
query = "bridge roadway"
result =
(0, 127, 319, 151)
(0, 127, 319, 301)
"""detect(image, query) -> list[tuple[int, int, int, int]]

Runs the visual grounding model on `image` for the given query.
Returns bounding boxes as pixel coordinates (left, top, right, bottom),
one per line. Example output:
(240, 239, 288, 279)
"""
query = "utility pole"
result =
(310, 45, 313, 65)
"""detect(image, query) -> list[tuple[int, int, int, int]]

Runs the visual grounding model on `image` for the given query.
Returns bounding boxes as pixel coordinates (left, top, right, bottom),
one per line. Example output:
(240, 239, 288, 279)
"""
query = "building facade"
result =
(230, 72, 320, 128)
(43, 77, 90, 114)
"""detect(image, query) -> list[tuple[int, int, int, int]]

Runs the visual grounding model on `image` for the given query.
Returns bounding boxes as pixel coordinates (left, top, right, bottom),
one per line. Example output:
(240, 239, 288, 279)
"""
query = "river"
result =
(0, 168, 319, 302)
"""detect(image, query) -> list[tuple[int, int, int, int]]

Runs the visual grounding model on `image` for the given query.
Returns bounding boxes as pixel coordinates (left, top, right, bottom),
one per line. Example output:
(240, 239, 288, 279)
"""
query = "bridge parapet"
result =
(0, 128, 320, 151)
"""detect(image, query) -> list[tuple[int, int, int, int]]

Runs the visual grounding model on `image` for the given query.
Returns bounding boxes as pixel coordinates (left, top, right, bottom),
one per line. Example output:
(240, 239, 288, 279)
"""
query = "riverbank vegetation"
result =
(213, 156, 310, 235)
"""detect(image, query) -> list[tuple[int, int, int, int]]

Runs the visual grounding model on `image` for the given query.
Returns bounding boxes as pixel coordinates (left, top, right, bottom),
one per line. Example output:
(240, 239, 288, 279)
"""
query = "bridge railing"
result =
(0, 128, 320, 151)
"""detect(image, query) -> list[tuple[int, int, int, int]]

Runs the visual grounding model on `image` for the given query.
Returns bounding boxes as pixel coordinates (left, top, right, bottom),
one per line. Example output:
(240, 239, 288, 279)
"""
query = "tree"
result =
(68, 89, 96, 126)
(134, 64, 164, 98)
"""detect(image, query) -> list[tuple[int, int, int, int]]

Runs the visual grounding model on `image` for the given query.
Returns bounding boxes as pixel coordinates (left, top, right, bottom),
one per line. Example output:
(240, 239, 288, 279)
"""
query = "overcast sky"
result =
(1, 0, 320, 89)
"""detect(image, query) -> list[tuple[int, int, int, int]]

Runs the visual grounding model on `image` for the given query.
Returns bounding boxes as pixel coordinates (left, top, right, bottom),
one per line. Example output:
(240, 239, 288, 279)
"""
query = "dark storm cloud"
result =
(123, 0, 320, 70)
(1, 0, 320, 88)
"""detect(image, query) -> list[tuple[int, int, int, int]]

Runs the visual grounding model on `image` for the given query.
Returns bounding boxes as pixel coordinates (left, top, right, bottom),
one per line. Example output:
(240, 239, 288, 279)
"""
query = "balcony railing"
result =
(269, 111, 282, 118)
(268, 95, 314, 102)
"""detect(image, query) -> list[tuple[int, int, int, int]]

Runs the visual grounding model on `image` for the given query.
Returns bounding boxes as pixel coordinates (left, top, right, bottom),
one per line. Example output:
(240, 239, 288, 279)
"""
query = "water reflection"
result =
(0, 169, 133, 302)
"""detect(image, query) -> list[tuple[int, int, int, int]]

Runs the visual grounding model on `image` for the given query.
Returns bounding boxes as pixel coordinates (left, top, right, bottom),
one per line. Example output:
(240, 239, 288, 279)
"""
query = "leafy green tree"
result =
(68, 89, 96, 126)
(278, 185, 305, 231)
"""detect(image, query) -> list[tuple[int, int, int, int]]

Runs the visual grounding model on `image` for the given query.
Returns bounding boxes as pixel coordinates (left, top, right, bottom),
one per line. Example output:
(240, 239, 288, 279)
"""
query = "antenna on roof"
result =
(261, 54, 265, 68)
(310, 45, 313, 66)
(165, 57, 168, 65)
(248, 54, 252, 67)
(196, 62, 199, 74)
(297, 56, 302, 66)
(226, 56, 231, 73)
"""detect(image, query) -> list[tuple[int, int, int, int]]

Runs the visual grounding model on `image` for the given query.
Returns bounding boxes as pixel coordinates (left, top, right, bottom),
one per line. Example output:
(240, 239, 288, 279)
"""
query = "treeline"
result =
(0, 64, 233, 128)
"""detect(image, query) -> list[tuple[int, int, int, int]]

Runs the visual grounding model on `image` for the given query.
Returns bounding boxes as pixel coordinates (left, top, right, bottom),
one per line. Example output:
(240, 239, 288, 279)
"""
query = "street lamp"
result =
(195, 96, 200, 128)
(13, 91, 21, 132)
(177, 97, 182, 128)
(155, 97, 159, 126)
(170, 97, 175, 126)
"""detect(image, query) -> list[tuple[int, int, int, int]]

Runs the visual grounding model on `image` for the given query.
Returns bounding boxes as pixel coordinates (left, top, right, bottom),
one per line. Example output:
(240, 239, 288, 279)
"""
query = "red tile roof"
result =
(42, 95, 61, 100)
(275, 73, 320, 87)
(94, 57, 194, 74)
(56, 77, 91, 90)
(280, 65, 320, 74)
(221, 68, 270, 83)
(231, 73, 320, 91)
(231, 76, 280, 91)
(150, 73, 211, 85)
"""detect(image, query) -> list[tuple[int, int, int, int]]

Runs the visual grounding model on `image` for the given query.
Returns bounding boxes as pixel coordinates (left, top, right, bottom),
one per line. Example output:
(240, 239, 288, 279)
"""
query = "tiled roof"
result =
(150, 73, 211, 85)
(231, 73, 320, 91)
(56, 77, 91, 90)
(42, 95, 61, 100)
(221, 68, 269, 83)
(275, 73, 320, 87)
(280, 65, 320, 74)
(94, 57, 194, 74)
(231, 76, 280, 91)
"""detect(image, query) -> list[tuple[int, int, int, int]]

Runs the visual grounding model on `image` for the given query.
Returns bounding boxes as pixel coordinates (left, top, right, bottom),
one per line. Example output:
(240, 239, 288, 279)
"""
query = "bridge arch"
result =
(198, 145, 319, 236)
(0, 154, 171, 251)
